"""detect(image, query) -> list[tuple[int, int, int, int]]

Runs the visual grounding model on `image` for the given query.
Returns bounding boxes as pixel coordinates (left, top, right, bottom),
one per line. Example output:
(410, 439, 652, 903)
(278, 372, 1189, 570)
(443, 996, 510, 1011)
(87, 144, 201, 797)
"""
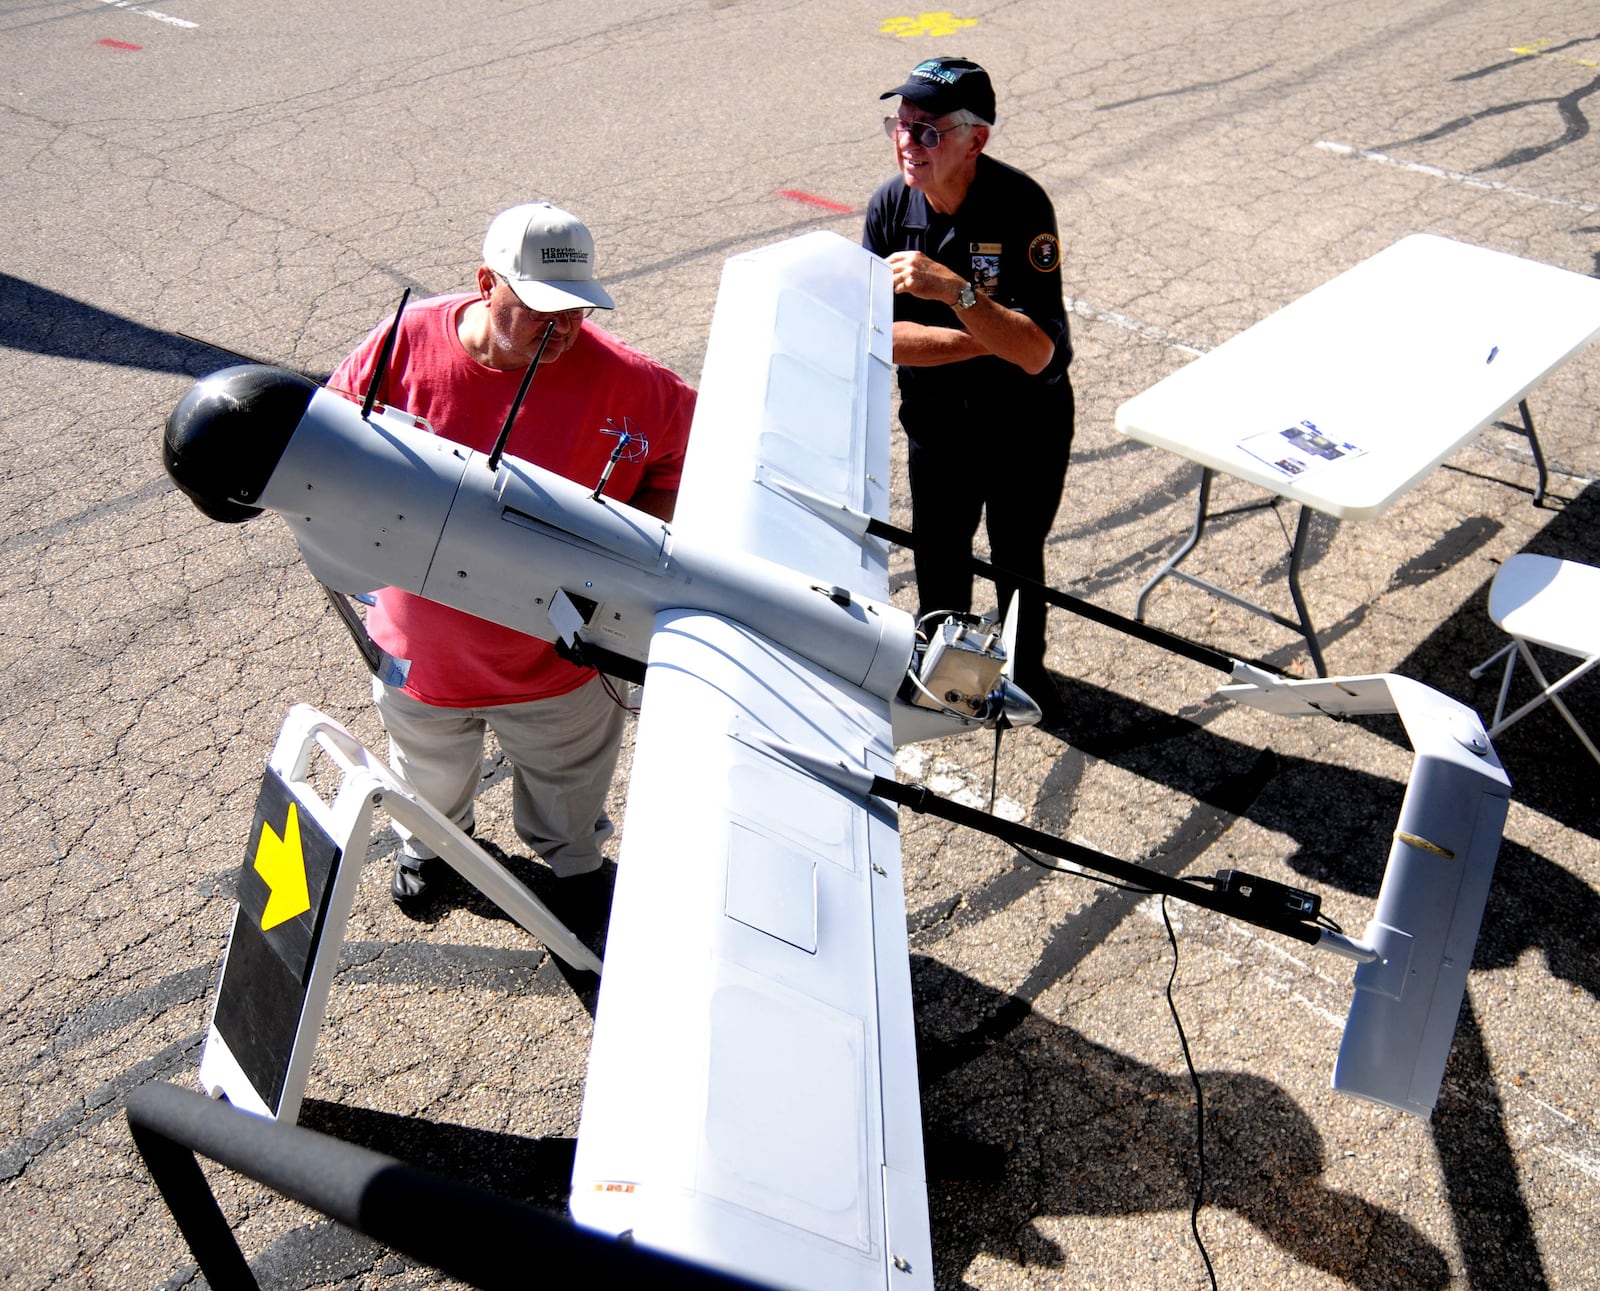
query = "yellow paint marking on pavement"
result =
(881, 12, 978, 39)
(1511, 39, 1599, 69)
(255, 802, 312, 930)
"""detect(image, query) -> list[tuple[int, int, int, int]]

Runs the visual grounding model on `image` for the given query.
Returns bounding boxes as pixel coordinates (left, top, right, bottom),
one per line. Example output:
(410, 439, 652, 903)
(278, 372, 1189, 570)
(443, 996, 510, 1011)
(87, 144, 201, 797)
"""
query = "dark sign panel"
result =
(211, 770, 342, 1115)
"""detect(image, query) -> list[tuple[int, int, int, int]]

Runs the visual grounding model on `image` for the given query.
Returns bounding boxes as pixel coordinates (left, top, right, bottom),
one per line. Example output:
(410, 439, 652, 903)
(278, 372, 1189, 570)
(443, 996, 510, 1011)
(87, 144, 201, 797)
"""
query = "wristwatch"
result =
(952, 282, 978, 312)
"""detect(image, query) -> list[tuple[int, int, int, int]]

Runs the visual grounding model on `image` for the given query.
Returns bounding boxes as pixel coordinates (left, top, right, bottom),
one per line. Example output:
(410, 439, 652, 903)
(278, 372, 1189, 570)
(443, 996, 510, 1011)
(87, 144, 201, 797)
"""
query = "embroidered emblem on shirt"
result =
(1028, 233, 1061, 273)
(970, 242, 1001, 295)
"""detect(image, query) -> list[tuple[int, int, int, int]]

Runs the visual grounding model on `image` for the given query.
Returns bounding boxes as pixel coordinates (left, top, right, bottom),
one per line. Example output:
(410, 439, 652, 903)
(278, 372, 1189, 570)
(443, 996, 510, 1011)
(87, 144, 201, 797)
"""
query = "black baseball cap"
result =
(880, 56, 996, 124)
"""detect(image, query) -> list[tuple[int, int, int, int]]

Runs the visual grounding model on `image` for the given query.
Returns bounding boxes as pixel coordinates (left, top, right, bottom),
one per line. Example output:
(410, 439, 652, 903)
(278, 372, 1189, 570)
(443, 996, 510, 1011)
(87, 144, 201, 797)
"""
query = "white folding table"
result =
(1114, 234, 1600, 674)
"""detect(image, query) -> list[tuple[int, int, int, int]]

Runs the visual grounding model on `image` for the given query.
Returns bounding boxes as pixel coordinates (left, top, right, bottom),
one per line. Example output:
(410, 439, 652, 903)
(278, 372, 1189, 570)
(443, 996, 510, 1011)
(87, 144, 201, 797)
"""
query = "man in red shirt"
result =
(329, 204, 697, 910)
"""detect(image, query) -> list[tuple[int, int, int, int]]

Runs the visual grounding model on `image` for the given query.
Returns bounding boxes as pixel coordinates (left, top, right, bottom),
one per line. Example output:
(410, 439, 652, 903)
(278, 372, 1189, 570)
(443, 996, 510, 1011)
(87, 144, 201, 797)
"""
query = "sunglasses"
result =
(492, 275, 594, 320)
(883, 116, 967, 149)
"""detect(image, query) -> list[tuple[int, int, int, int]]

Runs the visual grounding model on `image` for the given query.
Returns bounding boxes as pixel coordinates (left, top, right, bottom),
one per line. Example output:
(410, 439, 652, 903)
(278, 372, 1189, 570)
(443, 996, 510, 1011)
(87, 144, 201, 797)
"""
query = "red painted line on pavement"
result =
(99, 39, 142, 50)
(776, 189, 855, 214)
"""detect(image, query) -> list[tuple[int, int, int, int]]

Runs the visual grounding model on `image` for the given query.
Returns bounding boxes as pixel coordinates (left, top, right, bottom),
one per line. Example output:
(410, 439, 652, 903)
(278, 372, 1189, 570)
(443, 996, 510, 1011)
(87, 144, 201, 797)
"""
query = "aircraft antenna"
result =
(591, 418, 648, 501)
(360, 288, 410, 421)
(486, 320, 557, 472)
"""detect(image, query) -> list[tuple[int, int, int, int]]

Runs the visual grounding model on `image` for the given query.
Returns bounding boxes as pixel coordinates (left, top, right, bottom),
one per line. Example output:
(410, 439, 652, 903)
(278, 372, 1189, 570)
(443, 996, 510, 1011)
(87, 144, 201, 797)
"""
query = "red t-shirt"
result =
(328, 293, 696, 706)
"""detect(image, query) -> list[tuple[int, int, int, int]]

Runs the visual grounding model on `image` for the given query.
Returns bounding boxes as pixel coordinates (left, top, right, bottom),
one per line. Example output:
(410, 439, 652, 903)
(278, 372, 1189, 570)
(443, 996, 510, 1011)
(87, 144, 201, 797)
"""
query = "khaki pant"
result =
(372, 675, 625, 877)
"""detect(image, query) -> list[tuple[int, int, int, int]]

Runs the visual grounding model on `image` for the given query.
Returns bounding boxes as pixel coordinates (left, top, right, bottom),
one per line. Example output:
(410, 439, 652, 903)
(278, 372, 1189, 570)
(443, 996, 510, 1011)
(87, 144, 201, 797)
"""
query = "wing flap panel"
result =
(674, 232, 894, 596)
(572, 609, 929, 1291)
(725, 824, 818, 952)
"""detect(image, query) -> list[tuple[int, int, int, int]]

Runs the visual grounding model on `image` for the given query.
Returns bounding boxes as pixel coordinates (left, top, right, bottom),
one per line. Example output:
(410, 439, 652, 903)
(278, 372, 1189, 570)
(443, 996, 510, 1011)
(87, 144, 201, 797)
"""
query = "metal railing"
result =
(126, 1082, 771, 1290)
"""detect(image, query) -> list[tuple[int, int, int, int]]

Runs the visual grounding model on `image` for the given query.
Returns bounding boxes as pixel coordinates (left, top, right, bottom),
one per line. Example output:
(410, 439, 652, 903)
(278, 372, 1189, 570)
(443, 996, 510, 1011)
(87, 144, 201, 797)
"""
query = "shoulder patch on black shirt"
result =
(1029, 233, 1061, 273)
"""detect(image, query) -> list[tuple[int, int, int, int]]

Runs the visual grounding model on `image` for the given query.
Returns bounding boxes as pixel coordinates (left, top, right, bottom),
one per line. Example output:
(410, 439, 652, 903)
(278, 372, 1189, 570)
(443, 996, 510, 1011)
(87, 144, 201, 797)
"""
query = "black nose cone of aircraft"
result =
(164, 364, 318, 522)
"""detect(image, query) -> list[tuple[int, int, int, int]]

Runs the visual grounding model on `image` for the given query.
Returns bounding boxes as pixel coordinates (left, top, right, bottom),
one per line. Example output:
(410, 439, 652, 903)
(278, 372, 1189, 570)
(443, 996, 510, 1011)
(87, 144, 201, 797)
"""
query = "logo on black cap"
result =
(880, 56, 996, 125)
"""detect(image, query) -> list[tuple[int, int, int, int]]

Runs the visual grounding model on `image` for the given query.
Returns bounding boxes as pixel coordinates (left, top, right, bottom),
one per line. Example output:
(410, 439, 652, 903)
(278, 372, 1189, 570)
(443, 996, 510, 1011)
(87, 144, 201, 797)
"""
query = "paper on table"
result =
(1238, 421, 1367, 479)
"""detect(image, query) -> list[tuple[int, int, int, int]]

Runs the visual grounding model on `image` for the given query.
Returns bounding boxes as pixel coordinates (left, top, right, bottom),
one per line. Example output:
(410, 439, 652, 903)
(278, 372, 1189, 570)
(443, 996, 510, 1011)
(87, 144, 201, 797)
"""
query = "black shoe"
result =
(390, 824, 474, 907)
(391, 854, 433, 904)
(533, 862, 618, 954)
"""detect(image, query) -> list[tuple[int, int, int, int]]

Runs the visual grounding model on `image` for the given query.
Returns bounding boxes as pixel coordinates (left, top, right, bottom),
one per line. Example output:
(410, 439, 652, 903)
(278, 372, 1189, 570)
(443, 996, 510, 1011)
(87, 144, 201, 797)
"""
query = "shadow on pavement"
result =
(194, 1099, 579, 1288)
(0, 273, 325, 382)
(913, 957, 1452, 1291)
(967, 607, 1586, 1289)
(1396, 480, 1600, 833)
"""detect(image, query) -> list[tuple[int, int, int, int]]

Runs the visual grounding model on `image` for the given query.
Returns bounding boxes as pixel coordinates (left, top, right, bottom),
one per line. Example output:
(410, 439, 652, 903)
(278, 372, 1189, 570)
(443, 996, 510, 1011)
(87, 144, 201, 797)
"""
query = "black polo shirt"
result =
(863, 153, 1073, 445)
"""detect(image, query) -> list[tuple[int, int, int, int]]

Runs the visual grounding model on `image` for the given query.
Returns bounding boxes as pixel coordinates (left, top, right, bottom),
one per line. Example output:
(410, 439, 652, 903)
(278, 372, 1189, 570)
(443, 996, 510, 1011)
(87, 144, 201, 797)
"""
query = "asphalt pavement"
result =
(2, 2, 1597, 1288)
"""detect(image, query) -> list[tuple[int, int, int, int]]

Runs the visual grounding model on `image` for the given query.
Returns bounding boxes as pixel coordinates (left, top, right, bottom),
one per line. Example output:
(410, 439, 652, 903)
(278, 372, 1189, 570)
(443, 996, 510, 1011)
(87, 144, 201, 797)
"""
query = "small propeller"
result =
(998, 589, 1020, 683)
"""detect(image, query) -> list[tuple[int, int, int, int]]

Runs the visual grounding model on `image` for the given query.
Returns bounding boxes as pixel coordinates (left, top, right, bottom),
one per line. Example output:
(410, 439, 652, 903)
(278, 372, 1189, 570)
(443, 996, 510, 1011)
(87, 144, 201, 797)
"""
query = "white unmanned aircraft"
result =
(163, 232, 1509, 1291)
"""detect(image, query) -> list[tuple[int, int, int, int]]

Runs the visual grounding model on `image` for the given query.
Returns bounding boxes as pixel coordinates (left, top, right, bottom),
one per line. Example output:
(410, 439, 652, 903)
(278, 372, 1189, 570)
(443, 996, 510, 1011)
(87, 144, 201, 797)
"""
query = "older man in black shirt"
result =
(864, 56, 1075, 723)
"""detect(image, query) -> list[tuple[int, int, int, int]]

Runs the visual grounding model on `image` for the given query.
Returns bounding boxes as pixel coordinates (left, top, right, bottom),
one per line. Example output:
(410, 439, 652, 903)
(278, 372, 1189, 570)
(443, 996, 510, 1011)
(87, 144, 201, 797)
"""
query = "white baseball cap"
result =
(482, 203, 615, 312)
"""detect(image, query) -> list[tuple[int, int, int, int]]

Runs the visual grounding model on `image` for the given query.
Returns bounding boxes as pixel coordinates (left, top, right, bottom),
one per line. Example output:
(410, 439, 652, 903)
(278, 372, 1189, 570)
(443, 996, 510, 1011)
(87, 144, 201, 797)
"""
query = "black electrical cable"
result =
(1017, 838, 1216, 1279)
(1161, 894, 1218, 1291)
(1013, 845, 1153, 893)
(989, 724, 1001, 813)
(876, 774, 1326, 947)
(813, 764, 1340, 1289)
(595, 671, 641, 715)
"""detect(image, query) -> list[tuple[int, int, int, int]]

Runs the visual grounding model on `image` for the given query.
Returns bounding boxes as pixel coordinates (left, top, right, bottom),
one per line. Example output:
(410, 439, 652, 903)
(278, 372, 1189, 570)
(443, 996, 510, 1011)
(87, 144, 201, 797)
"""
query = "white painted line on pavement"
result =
(1539, 1142, 1600, 1182)
(1315, 141, 1600, 214)
(1065, 295, 1206, 355)
(96, 0, 197, 29)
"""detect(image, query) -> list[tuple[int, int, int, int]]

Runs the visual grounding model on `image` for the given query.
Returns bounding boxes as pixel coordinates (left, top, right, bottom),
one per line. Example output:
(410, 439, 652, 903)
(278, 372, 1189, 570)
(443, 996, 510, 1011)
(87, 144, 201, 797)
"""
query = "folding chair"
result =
(1469, 553, 1600, 764)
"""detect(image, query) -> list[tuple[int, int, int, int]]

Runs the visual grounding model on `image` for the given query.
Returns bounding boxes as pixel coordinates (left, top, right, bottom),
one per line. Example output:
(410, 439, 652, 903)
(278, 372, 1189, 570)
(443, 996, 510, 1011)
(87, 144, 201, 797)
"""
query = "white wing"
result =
(571, 235, 933, 1291)
(672, 231, 897, 594)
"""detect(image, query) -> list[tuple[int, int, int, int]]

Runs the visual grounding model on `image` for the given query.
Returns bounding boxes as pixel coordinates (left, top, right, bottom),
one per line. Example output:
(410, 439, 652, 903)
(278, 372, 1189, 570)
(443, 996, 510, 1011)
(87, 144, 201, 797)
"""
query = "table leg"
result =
(1135, 467, 1214, 621)
(1285, 505, 1327, 678)
(1511, 399, 1549, 507)
(1135, 468, 1329, 676)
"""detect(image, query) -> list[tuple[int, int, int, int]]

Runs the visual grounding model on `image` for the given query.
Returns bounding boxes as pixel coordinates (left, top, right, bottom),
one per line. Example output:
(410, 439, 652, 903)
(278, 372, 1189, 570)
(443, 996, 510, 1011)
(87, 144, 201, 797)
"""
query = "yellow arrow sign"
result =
(254, 801, 312, 931)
